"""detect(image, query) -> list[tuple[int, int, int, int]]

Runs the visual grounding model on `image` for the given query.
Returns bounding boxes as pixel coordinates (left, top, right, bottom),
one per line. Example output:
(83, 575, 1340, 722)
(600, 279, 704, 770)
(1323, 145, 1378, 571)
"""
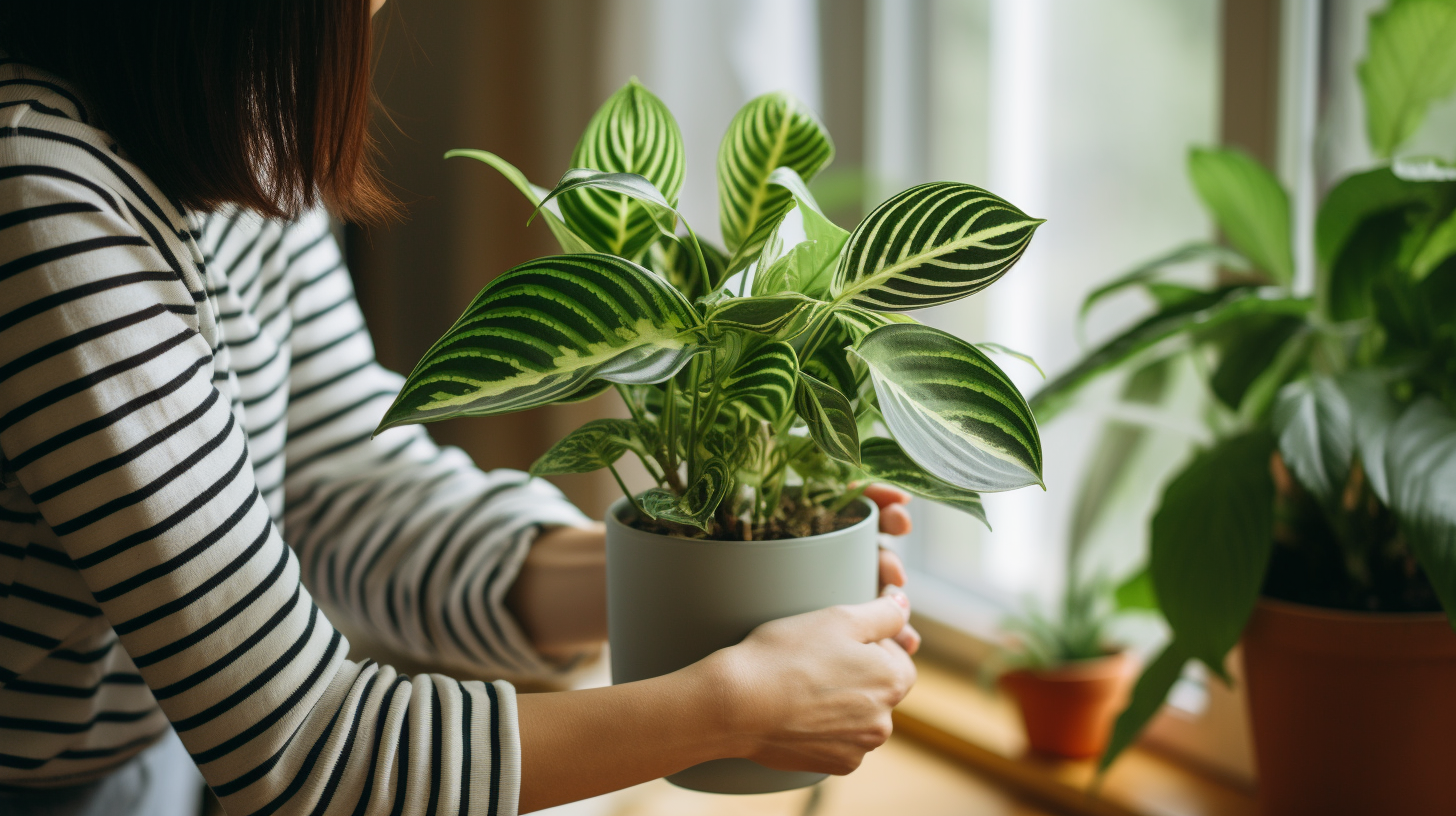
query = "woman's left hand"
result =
(862, 484, 919, 654)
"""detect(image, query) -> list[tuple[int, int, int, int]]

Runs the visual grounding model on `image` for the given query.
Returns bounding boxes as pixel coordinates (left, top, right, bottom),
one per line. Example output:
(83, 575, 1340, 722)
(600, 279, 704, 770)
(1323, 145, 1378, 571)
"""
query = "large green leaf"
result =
(831, 182, 1043, 312)
(1030, 287, 1311, 423)
(1314, 167, 1445, 271)
(1208, 314, 1306, 412)
(718, 92, 834, 256)
(377, 255, 702, 432)
(1272, 378, 1355, 509)
(1099, 641, 1189, 772)
(443, 149, 596, 254)
(1188, 147, 1294, 286)
(1079, 242, 1248, 327)
(858, 437, 987, 528)
(638, 458, 732, 531)
(530, 419, 646, 476)
(720, 340, 798, 424)
(561, 79, 685, 258)
(1360, 0, 1456, 159)
(850, 323, 1042, 492)
(794, 371, 860, 465)
(1383, 398, 1456, 625)
(1150, 430, 1276, 676)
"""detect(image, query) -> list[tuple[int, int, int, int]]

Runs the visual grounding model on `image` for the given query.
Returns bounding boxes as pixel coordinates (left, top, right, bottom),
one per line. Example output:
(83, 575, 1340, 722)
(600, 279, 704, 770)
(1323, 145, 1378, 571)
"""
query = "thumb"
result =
(841, 593, 910, 644)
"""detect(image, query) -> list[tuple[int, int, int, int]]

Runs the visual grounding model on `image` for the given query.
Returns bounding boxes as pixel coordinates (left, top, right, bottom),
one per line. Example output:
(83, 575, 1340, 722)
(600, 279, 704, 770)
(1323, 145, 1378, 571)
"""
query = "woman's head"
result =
(0, 0, 394, 223)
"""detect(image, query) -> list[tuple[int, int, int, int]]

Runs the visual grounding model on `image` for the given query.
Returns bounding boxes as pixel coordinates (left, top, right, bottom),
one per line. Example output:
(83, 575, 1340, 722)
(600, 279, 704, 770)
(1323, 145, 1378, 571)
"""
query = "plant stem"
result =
(686, 355, 703, 482)
(608, 462, 646, 519)
(828, 483, 869, 514)
(663, 378, 679, 482)
(680, 222, 712, 295)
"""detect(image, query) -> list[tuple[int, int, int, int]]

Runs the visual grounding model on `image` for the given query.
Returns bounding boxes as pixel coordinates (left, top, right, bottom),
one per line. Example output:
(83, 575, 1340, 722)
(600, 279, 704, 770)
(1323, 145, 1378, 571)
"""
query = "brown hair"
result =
(0, 0, 395, 223)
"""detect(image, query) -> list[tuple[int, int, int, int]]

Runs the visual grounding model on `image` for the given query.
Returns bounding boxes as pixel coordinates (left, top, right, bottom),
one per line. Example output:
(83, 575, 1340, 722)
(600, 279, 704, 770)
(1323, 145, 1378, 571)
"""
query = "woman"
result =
(0, 2, 920, 815)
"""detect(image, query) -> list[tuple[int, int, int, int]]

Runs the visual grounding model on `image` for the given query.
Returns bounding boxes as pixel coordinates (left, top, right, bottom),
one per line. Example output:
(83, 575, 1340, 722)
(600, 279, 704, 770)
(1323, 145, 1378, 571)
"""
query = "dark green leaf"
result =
(794, 371, 860, 465)
(1187, 147, 1293, 285)
(832, 182, 1043, 312)
(858, 437, 987, 528)
(1030, 287, 1310, 423)
(1272, 378, 1355, 509)
(1209, 315, 1305, 411)
(1079, 242, 1248, 326)
(851, 323, 1042, 492)
(1383, 398, 1456, 627)
(1315, 167, 1446, 271)
(1099, 641, 1190, 772)
(1150, 430, 1276, 676)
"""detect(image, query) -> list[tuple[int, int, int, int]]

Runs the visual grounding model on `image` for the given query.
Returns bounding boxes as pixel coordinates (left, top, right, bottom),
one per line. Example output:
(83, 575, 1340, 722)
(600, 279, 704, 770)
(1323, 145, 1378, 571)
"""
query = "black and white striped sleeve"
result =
(272, 210, 592, 678)
(0, 164, 525, 813)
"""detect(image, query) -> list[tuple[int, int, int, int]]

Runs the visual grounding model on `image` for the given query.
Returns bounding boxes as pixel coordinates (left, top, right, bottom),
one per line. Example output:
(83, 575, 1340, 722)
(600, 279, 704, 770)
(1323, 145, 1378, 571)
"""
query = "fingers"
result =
(838, 593, 910, 644)
(892, 622, 922, 655)
(875, 636, 919, 701)
(878, 503, 912, 535)
(877, 548, 907, 589)
(862, 484, 911, 510)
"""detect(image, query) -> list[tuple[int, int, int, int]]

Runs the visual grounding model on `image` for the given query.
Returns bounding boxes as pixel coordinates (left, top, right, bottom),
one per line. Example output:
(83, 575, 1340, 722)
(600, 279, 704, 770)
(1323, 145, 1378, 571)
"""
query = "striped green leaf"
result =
(377, 255, 702, 433)
(831, 182, 1042, 312)
(639, 458, 731, 531)
(858, 437, 987, 528)
(794, 371, 860, 465)
(531, 419, 646, 476)
(541, 168, 679, 251)
(721, 341, 798, 423)
(707, 294, 822, 337)
(444, 149, 595, 254)
(850, 323, 1042, 492)
(561, 79, 685, 258)
(718, 93, 834, 259)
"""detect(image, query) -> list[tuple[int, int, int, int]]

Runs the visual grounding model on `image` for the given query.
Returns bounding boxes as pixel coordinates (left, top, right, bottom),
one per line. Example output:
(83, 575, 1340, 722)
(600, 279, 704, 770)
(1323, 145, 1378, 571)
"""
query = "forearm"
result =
(516, 658, 739, 812)
(506, 523, 609, 658)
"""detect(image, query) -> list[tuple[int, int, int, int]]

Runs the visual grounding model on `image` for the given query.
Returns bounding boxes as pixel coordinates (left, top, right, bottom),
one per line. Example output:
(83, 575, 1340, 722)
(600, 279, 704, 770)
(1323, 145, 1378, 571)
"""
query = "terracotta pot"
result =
(1000, 651, 1137, 759)
(1243, 598, 1456, 816)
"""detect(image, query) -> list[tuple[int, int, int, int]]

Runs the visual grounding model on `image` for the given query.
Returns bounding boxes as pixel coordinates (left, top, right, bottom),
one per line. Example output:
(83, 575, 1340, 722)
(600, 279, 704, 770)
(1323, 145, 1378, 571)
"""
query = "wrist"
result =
(680, 646, 759, 762)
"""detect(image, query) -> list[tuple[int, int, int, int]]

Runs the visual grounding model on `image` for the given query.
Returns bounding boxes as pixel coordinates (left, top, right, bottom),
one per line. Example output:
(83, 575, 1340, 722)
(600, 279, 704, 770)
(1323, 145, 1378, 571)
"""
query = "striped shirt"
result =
(0, 56, 589, 815)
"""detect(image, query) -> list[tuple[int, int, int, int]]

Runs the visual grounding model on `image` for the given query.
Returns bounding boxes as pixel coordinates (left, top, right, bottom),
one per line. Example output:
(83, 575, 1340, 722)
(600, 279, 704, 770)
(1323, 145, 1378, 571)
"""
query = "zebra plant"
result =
(376, 79, 1047, 539)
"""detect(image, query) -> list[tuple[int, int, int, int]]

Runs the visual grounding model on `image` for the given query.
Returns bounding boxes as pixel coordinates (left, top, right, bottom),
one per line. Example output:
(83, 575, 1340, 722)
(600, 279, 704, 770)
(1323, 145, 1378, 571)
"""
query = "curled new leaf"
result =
(858, 437, 987, 528)
(851, 323, 1042, 492)
(561, 79, 685, 258)
(707, 294, 823, 337)
(794, 371, 860, 465)
(377, 255, 702, 432)
(444, 149, 596, 254)
(638, 458, 732, 531)
(831, 182, 1043, 312)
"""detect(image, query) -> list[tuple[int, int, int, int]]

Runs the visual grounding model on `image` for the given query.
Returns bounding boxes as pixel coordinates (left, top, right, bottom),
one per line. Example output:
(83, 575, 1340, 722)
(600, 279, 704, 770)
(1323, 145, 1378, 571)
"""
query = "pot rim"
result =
(605, 495, 879, 549)
(1257, 595, 1450, 624)
(1000, 649, 1136, 683)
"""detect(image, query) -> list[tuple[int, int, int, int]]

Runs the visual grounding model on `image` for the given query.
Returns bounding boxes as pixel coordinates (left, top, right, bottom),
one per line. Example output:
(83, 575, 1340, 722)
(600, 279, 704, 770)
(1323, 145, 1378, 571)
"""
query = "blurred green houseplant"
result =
(1032, 0, 1456, 769)
(375, 79, 1048, 539)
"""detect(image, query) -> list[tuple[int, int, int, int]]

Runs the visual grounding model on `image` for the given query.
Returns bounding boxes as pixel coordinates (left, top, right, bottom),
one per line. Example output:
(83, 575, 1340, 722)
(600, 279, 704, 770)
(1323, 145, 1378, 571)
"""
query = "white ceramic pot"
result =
(605, 497, 879, 794)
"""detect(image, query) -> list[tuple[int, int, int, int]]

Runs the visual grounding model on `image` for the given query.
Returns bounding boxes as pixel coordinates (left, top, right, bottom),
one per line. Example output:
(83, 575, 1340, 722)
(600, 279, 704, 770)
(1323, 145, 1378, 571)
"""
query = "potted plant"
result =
(1031, 2, 1456, 812)
(995, 576, 1137, 760)
(374, 79, 1047, 793)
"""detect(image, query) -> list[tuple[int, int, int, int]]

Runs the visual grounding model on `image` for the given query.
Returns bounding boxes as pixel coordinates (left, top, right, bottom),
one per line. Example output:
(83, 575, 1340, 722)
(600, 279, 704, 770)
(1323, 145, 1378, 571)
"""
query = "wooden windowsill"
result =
(894, 659, 1257, 816)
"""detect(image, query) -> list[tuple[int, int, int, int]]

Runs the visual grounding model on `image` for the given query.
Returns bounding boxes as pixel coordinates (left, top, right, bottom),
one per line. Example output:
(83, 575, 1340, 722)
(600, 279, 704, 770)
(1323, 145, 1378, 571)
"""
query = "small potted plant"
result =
(1032, 2, 1456, 812)
(996, 577, 1137, 761)
(375, 80, 1047, 793)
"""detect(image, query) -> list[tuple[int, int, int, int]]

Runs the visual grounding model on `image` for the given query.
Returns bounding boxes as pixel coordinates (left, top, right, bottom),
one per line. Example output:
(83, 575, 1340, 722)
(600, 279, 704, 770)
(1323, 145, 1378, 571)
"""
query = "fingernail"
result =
(886, 586, 910, 610)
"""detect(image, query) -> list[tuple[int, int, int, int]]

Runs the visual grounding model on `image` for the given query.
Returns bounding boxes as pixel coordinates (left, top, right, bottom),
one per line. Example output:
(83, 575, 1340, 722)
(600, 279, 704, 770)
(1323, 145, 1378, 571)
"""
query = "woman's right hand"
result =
(703, 593, 919, 776)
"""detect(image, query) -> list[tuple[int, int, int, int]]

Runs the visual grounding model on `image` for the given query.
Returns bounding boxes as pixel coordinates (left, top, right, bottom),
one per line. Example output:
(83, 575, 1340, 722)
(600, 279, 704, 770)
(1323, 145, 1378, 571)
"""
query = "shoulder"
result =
(0, 57, 188, 236)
